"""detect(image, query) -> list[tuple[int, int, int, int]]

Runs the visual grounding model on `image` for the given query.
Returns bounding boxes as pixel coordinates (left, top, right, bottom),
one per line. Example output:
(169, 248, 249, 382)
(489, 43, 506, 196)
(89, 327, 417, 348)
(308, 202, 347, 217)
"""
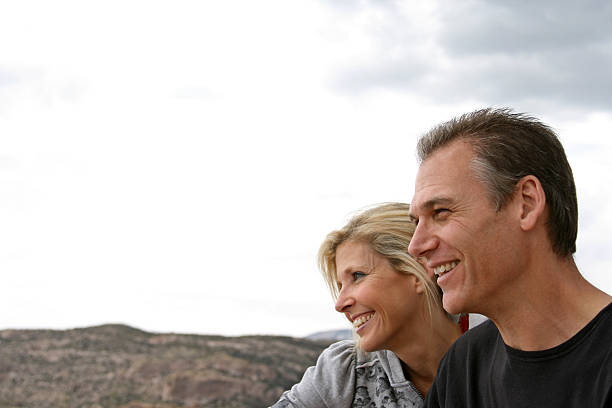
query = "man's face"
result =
(408, 140, 521, 315)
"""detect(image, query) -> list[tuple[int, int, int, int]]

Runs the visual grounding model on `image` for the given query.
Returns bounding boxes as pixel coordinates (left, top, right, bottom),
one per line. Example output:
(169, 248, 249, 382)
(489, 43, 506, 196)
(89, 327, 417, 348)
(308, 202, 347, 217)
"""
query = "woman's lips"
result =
(353, 312, 375, 332)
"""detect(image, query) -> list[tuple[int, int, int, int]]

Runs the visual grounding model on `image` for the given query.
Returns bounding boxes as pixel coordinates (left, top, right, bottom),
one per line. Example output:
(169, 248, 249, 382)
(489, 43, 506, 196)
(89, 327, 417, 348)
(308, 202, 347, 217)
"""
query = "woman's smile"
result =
(335, 240, 424, 352)
(353, 312, 375, 332)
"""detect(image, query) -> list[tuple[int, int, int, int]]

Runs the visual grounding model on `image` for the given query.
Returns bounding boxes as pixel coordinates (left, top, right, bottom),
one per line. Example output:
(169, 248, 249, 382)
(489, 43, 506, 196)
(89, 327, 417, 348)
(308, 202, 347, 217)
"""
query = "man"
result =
(408, 108, 612, 407)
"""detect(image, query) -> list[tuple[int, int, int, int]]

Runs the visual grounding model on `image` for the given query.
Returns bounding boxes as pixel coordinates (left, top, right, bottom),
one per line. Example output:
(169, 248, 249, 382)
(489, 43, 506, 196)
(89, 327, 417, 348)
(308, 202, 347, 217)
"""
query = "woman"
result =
(271, 203, 463, 408)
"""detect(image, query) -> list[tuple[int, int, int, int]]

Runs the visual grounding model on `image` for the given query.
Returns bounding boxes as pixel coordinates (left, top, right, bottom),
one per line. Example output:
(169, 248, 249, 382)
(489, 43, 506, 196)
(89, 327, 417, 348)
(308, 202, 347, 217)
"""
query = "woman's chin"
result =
(358, 336, 381, 353)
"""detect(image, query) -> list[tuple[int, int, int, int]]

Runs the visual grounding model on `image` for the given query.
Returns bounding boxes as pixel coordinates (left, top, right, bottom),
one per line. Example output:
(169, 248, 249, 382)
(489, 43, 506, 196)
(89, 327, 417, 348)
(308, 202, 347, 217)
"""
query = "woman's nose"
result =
(335, 288, 354, 313)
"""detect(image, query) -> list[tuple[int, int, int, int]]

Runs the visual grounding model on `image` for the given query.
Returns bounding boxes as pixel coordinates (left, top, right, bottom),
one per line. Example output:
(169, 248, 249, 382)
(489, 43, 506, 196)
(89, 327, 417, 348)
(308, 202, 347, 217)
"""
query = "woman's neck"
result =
(394, 311, 461, 397)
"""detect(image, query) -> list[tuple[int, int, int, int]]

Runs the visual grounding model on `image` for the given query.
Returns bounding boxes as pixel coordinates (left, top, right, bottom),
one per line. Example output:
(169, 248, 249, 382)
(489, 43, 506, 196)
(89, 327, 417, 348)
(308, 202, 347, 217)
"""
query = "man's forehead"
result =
(410, 141, 475, 214)
(413, 196, 454, 209)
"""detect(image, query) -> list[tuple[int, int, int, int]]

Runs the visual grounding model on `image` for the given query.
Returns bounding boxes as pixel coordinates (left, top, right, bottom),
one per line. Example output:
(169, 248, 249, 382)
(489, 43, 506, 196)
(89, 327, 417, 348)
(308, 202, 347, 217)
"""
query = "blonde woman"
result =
(271, 203, 463, 408)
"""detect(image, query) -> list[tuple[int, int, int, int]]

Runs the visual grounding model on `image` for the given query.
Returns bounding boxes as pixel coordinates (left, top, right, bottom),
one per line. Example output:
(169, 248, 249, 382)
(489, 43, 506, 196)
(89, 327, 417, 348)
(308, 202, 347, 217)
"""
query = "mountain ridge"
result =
(0, 323, 331, 408)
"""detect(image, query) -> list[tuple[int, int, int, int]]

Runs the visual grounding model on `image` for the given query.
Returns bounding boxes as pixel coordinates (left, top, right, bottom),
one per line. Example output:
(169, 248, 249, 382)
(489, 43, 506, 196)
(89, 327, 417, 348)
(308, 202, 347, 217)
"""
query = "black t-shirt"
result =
(426, 303, 612, 408)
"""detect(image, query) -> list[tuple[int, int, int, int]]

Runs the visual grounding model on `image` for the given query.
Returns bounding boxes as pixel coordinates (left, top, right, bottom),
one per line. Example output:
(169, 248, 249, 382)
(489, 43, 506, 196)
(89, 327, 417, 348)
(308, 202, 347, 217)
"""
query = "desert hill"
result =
(0, 324, 331, 408)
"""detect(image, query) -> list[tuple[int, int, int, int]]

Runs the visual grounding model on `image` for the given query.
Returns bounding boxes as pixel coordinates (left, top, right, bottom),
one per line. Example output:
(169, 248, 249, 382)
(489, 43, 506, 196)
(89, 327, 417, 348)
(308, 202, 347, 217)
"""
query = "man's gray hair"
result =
(417, 108, 578, 257)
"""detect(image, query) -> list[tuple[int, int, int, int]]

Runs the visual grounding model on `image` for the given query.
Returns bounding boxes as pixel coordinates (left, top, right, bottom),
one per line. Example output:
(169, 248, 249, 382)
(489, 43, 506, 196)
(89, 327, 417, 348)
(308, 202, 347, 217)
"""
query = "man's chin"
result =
(442, 295, 465, 315)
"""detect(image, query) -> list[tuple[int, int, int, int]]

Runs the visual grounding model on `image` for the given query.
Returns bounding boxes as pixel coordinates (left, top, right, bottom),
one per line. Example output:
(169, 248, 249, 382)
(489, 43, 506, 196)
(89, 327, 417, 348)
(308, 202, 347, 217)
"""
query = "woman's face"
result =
(334, 240, 425, 353)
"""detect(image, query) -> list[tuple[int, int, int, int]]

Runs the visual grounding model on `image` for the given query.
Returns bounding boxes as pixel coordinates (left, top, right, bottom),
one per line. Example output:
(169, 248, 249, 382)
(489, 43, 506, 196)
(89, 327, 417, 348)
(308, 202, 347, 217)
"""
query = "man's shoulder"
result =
(580, 301, 612, 356)
(425, 320, 499, 408)
(432, 318, 501, 380)
(450, 318, 499, 354)
(595, 300, 612, 327)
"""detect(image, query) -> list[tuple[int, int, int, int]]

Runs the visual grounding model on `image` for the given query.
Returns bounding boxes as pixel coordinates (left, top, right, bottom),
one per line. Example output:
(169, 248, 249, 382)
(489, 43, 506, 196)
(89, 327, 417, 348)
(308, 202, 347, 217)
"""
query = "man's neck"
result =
(485, 257, 612, 351)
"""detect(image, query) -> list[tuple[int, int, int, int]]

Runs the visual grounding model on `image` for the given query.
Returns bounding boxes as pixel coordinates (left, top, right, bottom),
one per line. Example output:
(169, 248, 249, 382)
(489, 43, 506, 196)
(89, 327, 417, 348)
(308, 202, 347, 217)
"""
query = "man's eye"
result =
(434, 208, 450, 217)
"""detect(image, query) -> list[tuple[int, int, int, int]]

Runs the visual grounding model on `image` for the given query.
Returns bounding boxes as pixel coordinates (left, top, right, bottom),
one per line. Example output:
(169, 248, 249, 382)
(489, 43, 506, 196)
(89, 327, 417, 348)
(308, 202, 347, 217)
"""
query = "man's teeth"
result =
(434, 261, 459, 276)
(353, 313, 374, 329)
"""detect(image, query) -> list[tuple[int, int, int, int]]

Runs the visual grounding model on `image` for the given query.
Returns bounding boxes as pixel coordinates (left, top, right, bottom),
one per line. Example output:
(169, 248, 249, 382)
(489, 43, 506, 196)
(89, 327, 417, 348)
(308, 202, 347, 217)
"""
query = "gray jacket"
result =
(270, 340, 424, 408)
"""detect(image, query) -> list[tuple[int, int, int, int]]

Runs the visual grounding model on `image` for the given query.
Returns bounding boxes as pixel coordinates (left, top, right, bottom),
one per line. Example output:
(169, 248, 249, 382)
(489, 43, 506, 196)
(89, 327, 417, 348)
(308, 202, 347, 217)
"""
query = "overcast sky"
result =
(2, 0, 612, 337)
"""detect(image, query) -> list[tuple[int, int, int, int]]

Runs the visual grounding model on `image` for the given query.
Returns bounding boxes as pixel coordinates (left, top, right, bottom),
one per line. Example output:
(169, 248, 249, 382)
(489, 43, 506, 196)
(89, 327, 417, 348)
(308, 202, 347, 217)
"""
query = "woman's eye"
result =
(352, 272, 366, 281)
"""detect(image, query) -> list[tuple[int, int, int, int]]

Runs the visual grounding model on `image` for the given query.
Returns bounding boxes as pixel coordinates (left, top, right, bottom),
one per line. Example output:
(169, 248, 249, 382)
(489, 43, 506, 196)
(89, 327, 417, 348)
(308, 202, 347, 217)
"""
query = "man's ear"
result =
(515, 175, 546, 231)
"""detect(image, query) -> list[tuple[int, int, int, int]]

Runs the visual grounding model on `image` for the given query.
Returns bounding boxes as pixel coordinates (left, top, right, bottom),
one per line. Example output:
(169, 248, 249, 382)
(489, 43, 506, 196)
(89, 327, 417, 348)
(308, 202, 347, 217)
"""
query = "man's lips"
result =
(433, 261, 459, 278)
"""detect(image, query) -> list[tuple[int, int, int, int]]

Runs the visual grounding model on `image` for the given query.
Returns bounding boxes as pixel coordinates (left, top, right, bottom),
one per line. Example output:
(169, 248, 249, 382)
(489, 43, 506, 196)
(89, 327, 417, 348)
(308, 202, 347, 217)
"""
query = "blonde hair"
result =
(318, 202, 442, 319)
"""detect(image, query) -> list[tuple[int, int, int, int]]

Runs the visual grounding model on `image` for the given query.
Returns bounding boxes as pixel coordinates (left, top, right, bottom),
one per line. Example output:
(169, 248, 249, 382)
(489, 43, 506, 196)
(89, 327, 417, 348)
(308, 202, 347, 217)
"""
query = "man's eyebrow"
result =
(413, 197, 454, 214)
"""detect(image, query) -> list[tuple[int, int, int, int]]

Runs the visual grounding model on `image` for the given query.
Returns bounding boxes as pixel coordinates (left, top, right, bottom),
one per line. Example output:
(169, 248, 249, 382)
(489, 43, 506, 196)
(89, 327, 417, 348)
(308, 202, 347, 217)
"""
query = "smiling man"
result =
(408, 108, 612, 407)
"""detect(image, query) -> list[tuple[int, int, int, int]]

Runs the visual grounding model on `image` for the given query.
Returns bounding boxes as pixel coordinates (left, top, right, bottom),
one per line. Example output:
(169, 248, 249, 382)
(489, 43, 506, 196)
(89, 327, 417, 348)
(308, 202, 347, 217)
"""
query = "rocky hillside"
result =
(305, 329, 352, 342)
(0, 324, 330, 408)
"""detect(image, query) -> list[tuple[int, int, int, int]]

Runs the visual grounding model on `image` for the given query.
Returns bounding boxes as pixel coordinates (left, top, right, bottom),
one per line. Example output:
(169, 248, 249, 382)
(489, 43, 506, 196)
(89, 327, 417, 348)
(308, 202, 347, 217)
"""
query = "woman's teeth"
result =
(434, 261, 459, 277)
(353, 313, 374, 329)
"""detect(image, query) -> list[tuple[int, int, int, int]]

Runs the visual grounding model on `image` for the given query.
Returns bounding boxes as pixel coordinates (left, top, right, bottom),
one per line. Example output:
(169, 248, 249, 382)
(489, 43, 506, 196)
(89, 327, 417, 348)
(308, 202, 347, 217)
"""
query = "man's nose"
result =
(408, 221, 438, 259)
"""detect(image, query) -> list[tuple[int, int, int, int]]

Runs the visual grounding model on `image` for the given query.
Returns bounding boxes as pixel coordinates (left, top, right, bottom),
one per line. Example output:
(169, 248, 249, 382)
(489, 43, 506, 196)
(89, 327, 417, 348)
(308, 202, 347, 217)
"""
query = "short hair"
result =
(318, 202, 442, 319)
(417, 108, 577, 256)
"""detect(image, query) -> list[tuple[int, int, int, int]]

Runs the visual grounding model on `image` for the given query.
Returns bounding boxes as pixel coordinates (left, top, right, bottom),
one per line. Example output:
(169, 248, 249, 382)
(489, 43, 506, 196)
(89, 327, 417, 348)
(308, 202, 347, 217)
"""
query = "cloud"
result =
(0, 68, 20, 87)
(438, 1, 612, 54)
(0, 66, 87, 116)
(327, 0, 612, 112)
(171, 86, 217, 100)
(319, 0, 400, 13)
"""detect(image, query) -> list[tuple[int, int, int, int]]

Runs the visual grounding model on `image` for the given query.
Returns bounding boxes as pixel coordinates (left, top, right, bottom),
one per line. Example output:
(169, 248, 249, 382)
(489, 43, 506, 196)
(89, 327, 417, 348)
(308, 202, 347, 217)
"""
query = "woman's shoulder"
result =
(324, 339, 382, 367)
(269, 340, 359, 407)
(314, 339, 360, 371)
(322, 338, 357, 355)
(324, 338, 357, 352)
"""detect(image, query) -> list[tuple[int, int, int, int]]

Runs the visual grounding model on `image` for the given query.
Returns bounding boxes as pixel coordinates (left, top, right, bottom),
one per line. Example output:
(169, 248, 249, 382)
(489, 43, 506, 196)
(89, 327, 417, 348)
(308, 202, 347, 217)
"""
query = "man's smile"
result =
(433, 261, 459, 278)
